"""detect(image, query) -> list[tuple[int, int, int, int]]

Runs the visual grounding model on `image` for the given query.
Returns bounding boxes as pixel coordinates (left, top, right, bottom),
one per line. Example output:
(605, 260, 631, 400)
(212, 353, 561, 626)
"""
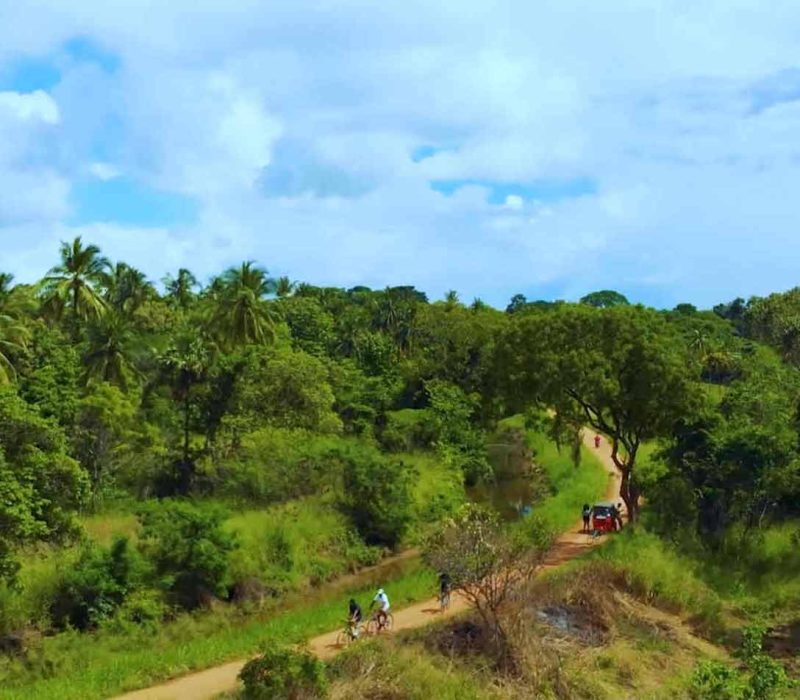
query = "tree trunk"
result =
(610, 440, 639, 522)
(183, 394, 191, 465)
(619, 468, 639, 523)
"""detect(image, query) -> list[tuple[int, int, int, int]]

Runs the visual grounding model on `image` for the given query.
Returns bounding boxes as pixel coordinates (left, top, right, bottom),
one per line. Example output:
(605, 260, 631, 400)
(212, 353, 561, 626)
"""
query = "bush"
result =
(138, 500, 237, 609)
(239, 645, 328, 699)
(691, 660, 743, 700)
(214, 427, 347, 505)
(379, 409, 436, 452)
(333, 444, 414, 548)
(50, 537, 145, 630)
(691, 625, 790, 700)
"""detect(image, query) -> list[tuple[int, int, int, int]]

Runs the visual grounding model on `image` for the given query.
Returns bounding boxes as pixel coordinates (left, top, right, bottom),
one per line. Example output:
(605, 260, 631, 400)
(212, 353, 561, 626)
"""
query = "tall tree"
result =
(0, 312, 29, 383)
(0, 274, 30, 383)
(498, 305, 699, 521)
(157, 335, 211, 493)
(84, 313, 140, 390)
(0, 386, 89, 580)
(275, 276, 296, 298)
(163, 268, 199, 310)
(102, 263, 154, 315)
(579, 289, 629, 308)
(41, 237, 110, 336)
(444, 290, 460, 309)
(210, 262, 277, 348)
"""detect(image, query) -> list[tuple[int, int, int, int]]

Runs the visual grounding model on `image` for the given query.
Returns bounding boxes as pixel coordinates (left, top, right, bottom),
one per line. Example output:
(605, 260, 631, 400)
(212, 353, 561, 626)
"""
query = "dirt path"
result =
(113, 432, 620, 700)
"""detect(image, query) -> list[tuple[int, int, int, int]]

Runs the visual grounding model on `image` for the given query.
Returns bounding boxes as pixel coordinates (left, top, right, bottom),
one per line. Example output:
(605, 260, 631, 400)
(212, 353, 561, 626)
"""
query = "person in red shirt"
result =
(594, 434, 601, 449)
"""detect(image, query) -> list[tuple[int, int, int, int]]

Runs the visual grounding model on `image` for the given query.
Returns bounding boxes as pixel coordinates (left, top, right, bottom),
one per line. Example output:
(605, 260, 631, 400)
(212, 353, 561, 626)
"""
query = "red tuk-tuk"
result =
(591, 502, 618, 534)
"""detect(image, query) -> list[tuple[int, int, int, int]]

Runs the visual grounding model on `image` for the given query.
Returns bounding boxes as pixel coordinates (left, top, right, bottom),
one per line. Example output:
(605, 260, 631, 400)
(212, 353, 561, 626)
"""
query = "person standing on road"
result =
(582, 503, 592, 533)
(594, 434, 601, 449)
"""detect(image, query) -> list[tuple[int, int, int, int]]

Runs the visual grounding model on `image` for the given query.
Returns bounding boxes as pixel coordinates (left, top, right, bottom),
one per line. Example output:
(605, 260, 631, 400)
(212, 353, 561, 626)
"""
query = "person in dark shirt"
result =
(348, 598, 363, 638)
(582, 503, 592, 533)
(439, 572, 452, 611)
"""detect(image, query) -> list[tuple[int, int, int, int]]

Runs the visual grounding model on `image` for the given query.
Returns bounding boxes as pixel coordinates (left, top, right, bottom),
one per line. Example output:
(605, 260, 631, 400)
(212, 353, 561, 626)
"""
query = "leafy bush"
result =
(333, 444, 413, 548)
(691, 625, 790, 700)
(239, 645, 328, 699)
(214, 427, 350, 505)
(691, 661, 743, 700)
(50, 537, 145, 630)
(380, 409, 436, 452)
(107, 589, 167, 632)
(138, 500, 237, 609)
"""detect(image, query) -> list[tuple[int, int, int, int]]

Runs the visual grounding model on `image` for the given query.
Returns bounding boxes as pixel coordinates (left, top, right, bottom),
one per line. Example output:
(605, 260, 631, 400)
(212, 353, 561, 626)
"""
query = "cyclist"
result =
(438, 572, 452, 611)
(348, 598, 363, 639)
(582, 503, 592, 533)
(370, 588, 390, 628)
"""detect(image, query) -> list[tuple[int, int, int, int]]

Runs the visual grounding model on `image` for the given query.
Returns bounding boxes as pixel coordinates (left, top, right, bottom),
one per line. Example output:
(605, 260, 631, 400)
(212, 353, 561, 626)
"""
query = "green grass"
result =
(330, 640, 498, 700)
(0, 429, 610, 699)
(595, 529, 723, 626)
(402, 451, 465, 539)
(225, 497, 378, 592)
(529, 431, 610, 532)
(0, 562, 436, 700)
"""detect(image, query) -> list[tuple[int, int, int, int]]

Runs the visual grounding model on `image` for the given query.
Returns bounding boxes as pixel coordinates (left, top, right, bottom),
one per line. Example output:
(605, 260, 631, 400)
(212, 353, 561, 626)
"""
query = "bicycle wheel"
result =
(366, 618, 379, 635)
(383, 612, 394, 631)
(440, 592, 451, 612)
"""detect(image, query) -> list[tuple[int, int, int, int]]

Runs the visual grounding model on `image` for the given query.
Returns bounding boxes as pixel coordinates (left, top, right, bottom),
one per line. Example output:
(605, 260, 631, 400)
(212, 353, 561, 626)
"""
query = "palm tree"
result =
(0, 312, 29, 383)
(210, 261, 277, 347)
(41, 237, 109, 335)
(444, 290, 460, 310)
(102, 263, 154, 315)
(275, 276, 296, 298)
(470, 298, 488, 312)
(0, 274, 32, 382)
(163, 268, 199, 310)
(83, 313, 139, 390)
(157, 334, 211, 493)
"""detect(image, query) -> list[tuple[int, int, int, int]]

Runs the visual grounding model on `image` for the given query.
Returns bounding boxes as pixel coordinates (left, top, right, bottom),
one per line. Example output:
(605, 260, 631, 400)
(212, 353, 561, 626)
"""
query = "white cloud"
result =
(89, 162, 120, 180)
(0, 90, 60, 124)
(504, 195, 524, 211)
(2, 1, 800, 306)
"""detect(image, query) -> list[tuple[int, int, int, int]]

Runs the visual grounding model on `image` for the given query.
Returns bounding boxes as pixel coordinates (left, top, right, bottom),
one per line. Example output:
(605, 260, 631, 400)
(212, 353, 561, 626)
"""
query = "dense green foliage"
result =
(138, 501, 237, 610)
(1, 239, 800, 695)
(239, 645, 328, 699)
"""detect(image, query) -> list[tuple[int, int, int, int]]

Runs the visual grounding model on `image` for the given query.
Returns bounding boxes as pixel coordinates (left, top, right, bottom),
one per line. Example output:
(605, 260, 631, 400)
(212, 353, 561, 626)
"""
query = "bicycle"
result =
(335, 619, 362, 647)
(439, 589, 451, 613)
(366, 610, 394, 635)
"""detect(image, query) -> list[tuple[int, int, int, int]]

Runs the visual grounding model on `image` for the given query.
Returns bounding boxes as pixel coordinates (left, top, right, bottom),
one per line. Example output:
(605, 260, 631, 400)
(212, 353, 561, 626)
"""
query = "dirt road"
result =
(113, 432, 620, 700)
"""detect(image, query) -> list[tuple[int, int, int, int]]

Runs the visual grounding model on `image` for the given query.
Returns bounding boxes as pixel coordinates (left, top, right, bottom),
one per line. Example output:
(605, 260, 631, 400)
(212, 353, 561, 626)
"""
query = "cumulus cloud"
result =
(0, 90, 60, 123)
(1, 1, 800, 306)
(89, 162, 120, 180)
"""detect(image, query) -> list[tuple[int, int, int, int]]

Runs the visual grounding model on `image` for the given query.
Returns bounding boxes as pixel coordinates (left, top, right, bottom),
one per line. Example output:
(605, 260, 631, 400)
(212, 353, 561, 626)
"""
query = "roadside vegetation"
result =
(2, 246, 800, 698)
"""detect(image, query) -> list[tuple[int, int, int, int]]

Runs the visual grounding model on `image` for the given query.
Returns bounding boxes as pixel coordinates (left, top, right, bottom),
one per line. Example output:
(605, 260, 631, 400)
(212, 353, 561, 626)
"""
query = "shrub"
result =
(691, 660, 743, 700)
(239, 645, 328, 699)
(333, 444, 413, 548)
(690, 625, 790, 700)
(138, 500, 237, 609)
(380, 409, 436, 452)
(50, 537, 145, 630)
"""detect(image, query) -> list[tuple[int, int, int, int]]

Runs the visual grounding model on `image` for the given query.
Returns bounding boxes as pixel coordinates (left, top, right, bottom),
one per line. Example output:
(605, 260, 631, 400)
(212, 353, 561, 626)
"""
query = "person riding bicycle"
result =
(439, 571, 452, 608)
(370, 588, 390, 628)
(348, 598, 363, 639)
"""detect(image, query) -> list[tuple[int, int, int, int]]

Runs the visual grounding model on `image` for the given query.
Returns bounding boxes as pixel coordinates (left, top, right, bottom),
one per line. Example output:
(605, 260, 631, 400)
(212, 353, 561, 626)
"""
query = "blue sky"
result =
(1, 1, 800, 308)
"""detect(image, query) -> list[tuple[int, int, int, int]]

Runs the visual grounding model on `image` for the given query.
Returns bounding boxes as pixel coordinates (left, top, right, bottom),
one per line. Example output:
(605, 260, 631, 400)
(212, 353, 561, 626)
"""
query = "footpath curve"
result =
(114, 432, 621, 700)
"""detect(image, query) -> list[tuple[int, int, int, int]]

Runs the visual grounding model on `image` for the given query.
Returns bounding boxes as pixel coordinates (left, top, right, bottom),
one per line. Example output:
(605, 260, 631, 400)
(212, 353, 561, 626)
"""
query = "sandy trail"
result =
(113, 432, 620, 700)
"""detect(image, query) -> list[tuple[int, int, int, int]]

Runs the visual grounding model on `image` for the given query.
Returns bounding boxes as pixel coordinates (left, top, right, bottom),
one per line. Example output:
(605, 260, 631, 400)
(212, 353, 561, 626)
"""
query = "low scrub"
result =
(239, 645, 327, 699)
